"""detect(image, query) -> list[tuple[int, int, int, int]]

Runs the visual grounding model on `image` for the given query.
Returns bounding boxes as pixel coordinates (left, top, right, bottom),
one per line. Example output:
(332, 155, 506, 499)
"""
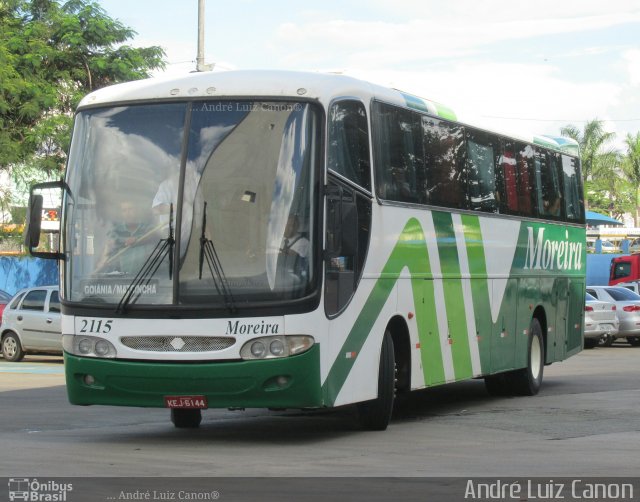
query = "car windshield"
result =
(64, 101, 320, 308)
(0, 290, 11, 303)
(605, 287, 640, 302)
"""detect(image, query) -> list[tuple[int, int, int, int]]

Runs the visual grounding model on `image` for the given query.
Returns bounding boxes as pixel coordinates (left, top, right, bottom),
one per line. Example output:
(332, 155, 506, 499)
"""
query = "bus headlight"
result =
(63, 335, 117, 358)
(240, 335, 314, 360)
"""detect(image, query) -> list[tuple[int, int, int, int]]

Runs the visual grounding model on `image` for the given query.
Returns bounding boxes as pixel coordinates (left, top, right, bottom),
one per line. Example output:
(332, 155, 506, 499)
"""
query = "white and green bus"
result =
(24, 70, 585, 430)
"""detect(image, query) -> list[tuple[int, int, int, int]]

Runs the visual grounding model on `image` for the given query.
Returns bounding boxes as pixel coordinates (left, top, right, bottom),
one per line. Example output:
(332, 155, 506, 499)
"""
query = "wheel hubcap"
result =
(530, 335, 542, 380)
(3, 338, 16, 358)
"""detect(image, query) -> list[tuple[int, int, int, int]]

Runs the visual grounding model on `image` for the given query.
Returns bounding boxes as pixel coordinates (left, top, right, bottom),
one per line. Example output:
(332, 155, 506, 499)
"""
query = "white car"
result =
(584, 292, 619, 348)
(0, 286, 61, 362)
(586, 286, 640, 347)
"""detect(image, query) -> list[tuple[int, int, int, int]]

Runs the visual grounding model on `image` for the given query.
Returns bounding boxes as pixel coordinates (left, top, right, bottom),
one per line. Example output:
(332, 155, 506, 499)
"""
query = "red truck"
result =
(610, 254, 640, 285)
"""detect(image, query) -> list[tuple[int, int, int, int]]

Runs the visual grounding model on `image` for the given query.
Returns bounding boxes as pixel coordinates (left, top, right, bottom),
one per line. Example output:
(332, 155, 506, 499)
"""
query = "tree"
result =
(561, 119, 620, 213)
(622, 132, 640, 226)
(0, 0, 166, 176)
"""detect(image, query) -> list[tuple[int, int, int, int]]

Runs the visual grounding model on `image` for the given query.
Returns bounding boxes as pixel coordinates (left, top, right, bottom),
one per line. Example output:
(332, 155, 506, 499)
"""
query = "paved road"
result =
(1, 345, 639, 478)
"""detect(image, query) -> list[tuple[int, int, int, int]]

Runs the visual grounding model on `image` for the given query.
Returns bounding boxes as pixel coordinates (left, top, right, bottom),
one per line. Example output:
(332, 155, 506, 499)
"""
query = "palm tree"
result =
(561, 119, 618, 212)
(622, 132, 640, 226)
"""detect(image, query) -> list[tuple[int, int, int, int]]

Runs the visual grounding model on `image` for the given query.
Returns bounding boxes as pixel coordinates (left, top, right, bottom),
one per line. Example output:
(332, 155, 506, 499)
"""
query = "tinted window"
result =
(422, 117, 466, 208)
(612, 262, 631, 280)
(466, 130, 496, 212)
(561, 155, 584, 223)
(515, 143, 536, 217)
(8, 292, 26, 310)
(48, 290, 60, 313)
(606, 287, 640, 301)
(328, 101, 371, 190)
(0, 290, 11, 303)
(21, 290, 47, 311)
(535, 150, 563, 220)
(585, 292, 596, 301)
(374, 103, 424, 203)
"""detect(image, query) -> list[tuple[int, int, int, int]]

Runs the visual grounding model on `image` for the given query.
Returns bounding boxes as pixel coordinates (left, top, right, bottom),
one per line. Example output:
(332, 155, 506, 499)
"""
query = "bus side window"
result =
(373, 103, 423, 204)
(561, 155, 584, 223)
(466, 129, 497, 213)
(536, 150, 563, 220)
(497, 140, 518, 214)
(422, 118, 466, 209)
(516, 143, 535, 217)
(328, 100, 371, 190)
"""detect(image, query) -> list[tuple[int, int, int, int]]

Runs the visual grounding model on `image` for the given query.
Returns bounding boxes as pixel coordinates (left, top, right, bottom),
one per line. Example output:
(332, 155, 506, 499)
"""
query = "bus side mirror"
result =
(25, 194, 44, 248)
(24, 181, 66, 260)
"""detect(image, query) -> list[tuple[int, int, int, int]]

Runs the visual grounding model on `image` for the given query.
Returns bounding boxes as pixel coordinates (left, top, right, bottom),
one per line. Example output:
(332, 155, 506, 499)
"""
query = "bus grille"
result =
(120, 336, 235, 352)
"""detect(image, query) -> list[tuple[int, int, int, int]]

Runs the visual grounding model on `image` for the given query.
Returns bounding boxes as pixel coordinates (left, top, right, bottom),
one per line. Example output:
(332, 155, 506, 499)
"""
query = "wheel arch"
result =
(385, 315, 411, 393)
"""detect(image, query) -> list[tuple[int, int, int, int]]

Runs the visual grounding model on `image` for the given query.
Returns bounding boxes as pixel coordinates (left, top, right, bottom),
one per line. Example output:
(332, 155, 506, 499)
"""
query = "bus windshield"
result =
(65, 101, 319, 308)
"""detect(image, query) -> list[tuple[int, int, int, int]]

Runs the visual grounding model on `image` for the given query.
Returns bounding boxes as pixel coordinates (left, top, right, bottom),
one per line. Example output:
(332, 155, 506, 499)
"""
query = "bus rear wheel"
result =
(484, 318, 544, 396)
(509, 318, 544, 396)
(357, 330, 395, 431)
(171, 409, 202, 429)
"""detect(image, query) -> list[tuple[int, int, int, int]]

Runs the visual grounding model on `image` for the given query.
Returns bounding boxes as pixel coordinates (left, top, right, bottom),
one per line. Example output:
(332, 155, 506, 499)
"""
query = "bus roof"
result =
(78, 69, 579, 156)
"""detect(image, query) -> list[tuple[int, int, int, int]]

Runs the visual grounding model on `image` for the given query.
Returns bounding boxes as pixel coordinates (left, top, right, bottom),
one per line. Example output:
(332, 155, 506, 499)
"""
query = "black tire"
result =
(171, 409, 202, 429)
(1, 332, 25, 362)
(627, 337, 640, 347)
(357, 330, 395, 431)
(510, 318, 544, 396)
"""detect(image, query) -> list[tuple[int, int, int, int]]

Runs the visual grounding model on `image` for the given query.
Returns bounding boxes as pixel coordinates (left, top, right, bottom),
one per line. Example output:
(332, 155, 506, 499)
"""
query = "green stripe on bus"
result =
(460, 214, 492, 374)
(322, 217, 446, 405)
(432, 212, 473, 380)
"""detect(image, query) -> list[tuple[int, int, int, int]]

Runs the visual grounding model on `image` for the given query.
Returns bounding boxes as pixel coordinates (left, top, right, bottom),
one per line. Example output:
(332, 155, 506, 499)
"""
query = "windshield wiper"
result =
(199, 201, 237, 314)
(116, 204, 175, 313)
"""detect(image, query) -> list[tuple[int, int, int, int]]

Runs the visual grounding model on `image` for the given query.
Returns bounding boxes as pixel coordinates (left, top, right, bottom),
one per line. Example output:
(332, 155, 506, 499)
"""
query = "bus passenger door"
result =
(552, 278, 569, 361)
(566, 279, 585, 356)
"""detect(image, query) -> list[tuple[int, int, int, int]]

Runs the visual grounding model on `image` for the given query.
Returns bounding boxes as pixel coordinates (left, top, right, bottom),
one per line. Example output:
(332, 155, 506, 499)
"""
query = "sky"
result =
(94, 1, 640, 152)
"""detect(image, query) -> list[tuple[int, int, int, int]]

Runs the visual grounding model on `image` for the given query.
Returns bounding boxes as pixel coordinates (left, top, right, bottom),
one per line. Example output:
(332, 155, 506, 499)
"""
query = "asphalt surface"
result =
(0, 345, 639, 478)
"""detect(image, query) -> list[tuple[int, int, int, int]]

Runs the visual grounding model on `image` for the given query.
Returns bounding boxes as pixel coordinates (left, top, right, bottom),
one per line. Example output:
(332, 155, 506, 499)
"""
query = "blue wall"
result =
(586, 253, 625, 286)
(0, 256, 59, 295)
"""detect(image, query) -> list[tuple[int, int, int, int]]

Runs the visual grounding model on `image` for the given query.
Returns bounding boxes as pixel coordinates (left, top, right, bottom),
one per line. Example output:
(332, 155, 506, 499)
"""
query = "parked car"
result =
(0, 289, 12, 324)
(586, 286, 640, 347)
(617, 281, 640, 295)
(584, 292, 619, 348)
(0, 286, 61, 361)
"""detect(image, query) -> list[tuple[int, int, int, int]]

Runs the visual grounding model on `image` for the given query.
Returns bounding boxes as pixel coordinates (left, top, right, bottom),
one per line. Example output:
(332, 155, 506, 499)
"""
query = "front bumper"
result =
(64, 345, 323, 409)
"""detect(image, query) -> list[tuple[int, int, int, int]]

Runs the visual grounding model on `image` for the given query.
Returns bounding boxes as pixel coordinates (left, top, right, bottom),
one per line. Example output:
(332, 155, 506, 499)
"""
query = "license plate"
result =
(164, 395, 208, 409)
(600, 324, 613, 332)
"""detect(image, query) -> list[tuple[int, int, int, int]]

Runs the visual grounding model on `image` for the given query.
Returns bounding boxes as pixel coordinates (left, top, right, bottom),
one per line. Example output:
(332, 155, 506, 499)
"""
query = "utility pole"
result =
(196, 0, 214, 72)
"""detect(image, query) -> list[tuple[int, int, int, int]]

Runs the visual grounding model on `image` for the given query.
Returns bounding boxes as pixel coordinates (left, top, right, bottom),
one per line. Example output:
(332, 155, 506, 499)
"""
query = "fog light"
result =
(276, 376, 290, 387)
(270, 339, 285, 356)
(83, 374, 95, 386)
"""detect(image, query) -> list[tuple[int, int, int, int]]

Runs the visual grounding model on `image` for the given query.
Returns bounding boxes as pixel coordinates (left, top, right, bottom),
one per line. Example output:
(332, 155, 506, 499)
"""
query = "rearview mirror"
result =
(24, 181, 65, 260)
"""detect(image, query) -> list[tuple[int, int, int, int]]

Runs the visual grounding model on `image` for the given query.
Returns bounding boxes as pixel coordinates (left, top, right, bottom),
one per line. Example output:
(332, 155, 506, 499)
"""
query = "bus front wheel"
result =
(171, 409, 202, 429)
(357, 330, 395, 431)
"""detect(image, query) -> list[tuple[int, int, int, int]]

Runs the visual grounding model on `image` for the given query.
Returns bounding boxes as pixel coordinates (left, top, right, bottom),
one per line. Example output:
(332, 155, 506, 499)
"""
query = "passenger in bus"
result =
(544, 193, 562, 217)
(96, 200, 155, 273)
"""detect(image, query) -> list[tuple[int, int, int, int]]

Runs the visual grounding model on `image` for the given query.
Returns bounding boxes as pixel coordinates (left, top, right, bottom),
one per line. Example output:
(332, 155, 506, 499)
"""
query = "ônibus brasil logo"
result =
(8, 478, 73, 501)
